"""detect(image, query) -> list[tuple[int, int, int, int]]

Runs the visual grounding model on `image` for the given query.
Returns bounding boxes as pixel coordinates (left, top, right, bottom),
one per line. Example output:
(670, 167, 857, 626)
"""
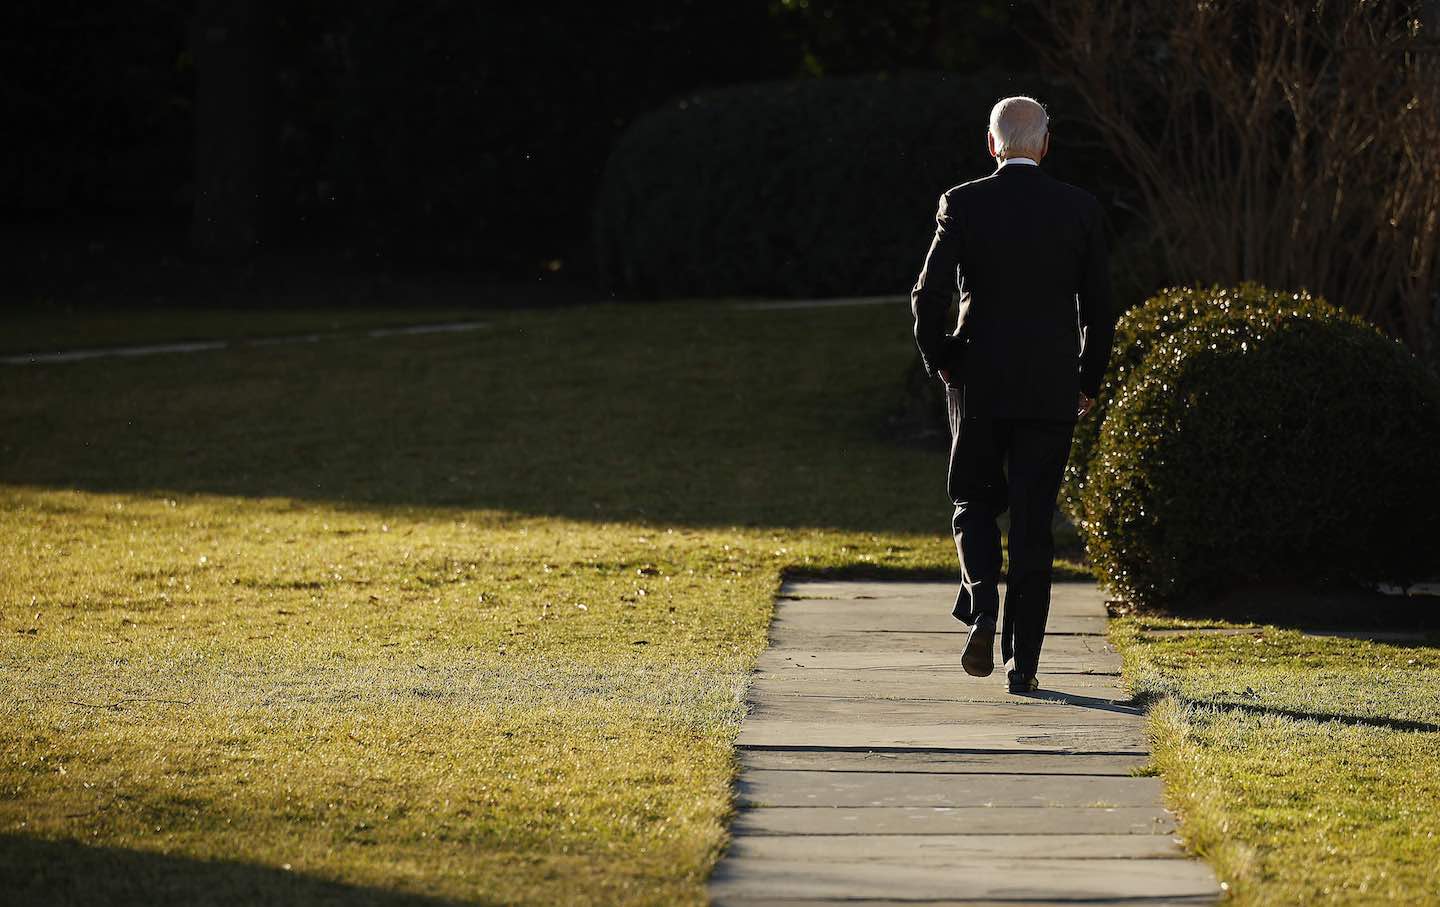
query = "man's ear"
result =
(987, 130, 998, 159)
(1040, 132, 1051, 161)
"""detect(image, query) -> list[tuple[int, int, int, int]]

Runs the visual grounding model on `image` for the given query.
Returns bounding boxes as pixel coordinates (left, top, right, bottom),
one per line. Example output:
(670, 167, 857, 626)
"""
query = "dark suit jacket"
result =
(910, 162, 1116, 421)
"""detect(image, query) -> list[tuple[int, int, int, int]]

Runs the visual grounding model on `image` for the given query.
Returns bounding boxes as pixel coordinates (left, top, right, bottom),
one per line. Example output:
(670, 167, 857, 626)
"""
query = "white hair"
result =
(988, 96, 1049, 158)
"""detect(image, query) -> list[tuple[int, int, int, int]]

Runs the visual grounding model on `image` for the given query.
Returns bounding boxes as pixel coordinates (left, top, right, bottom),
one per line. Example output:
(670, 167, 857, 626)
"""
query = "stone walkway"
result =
(709, 579, 1222, 906)
(731, 295, 904, 311)
(0, 321, 489, 366)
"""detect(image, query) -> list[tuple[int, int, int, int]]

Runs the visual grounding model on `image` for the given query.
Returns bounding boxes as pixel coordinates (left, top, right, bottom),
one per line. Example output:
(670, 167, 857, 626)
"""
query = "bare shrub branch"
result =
(1034, 0, 1440, 351)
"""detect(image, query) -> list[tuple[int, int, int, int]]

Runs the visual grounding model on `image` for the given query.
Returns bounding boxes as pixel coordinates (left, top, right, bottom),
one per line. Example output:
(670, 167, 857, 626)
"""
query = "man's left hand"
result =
(1077, 391, 1095, 418)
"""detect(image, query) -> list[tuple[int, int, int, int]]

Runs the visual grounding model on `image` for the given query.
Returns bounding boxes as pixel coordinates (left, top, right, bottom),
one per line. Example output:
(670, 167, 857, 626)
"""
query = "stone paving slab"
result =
(770, 592, 1110, 619)
(731, 806, 1177, 836)
(737, 770, 1165, 807)
(718, 833, 1189, 860)
(736, 720, 1147, 753)
(739, 750, 1152, 776)
(764, 626, 1117, 651)
(765, 630, 1115, 654)
(709, 580, 1221, 906)
(709, 856, 1218, 905)
(772, 606, 1109, 635)
(775, 597, 1112, 622)
(778, 580, 1111, 607)
(744, 697, 1146, 728)
(747, 676, 1130, 703)
(756, 649, 1123, 675)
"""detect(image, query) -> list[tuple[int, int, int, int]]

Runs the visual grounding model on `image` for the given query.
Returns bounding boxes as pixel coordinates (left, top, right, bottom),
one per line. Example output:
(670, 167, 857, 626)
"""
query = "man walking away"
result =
(909, 96, 1116, 694)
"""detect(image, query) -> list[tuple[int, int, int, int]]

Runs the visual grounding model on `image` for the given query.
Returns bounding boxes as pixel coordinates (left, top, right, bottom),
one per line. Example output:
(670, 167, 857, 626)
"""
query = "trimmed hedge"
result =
(592, 71, 1110, 298)
(1060, 284, 1334, 523)
(1079, 291, 1440, 606)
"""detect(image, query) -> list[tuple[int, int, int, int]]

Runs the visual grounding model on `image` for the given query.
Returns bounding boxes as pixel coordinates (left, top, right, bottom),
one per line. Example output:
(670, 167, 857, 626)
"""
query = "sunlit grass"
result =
(1, 300, 985, 905)
(1112, 618, 1440, 904)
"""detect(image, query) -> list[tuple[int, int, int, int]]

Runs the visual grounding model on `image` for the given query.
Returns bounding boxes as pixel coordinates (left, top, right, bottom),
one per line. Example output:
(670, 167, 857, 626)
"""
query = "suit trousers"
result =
(945, 384, 1074, 678)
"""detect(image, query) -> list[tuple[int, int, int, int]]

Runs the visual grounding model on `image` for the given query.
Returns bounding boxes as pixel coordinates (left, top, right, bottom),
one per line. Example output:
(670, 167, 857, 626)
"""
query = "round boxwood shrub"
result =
(1081, 299, 1440, 606)
(1059, 283, 1333, 524)
(592, 70, 1111, 298)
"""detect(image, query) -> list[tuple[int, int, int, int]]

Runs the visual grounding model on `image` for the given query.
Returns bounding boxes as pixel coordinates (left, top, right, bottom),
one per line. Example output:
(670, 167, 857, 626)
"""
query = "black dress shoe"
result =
(961, 614, 996, 677)
(1007, 669, 1039, 694)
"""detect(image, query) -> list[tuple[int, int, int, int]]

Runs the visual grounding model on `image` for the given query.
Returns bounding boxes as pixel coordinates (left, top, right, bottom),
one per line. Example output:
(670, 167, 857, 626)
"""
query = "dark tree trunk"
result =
(190, 0, 267, 259)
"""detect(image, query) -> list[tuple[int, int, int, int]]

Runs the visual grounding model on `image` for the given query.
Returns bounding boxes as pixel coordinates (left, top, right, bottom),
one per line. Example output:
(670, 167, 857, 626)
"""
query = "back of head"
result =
(989, 97, 1049, 159)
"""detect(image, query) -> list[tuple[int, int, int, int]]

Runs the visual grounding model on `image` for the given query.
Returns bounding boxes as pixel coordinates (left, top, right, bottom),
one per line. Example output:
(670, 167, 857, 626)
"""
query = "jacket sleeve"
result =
(1077, 199, 1116, 398)
(910, 190, 963, 379)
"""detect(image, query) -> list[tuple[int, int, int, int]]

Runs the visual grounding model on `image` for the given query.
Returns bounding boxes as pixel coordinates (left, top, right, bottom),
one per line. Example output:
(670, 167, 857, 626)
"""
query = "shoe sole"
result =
(961, 627, 995, 677)
(962, 656, 993, 677)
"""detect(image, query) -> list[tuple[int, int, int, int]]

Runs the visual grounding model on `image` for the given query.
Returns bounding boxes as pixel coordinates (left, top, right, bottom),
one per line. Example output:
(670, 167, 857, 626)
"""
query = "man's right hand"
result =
(1077, 391, 1095, 418)
(937, 368, 951, 386)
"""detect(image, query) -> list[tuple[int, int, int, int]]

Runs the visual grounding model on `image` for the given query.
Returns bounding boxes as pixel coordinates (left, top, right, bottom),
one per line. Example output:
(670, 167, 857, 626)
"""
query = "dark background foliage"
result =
(3, 0, 1433, 358)
(0, 0, 1049, 301)
(2, 1, 194, 213)
(592, 70, 1118, 299)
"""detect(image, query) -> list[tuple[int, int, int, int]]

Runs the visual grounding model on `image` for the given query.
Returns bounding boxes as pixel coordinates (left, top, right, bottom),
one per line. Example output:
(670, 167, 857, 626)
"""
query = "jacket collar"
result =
(994, 158, 1046, 177)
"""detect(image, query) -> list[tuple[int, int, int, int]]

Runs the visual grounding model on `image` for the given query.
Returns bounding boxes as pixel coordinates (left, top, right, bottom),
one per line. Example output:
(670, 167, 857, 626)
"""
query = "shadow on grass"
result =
(1116, 581, 1440, 634)
(1123, 684, 1440, 733)
(0, 303, 958, 534)
(0, 834, 471, 907)
(1198, 700, 1440, 734)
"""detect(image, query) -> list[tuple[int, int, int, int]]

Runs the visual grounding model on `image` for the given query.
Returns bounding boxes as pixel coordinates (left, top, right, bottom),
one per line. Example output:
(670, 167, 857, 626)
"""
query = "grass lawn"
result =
(1111, 617, 1440, 904)
(10, 297, 1433, 905)
(1, 298, 1006, 905)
